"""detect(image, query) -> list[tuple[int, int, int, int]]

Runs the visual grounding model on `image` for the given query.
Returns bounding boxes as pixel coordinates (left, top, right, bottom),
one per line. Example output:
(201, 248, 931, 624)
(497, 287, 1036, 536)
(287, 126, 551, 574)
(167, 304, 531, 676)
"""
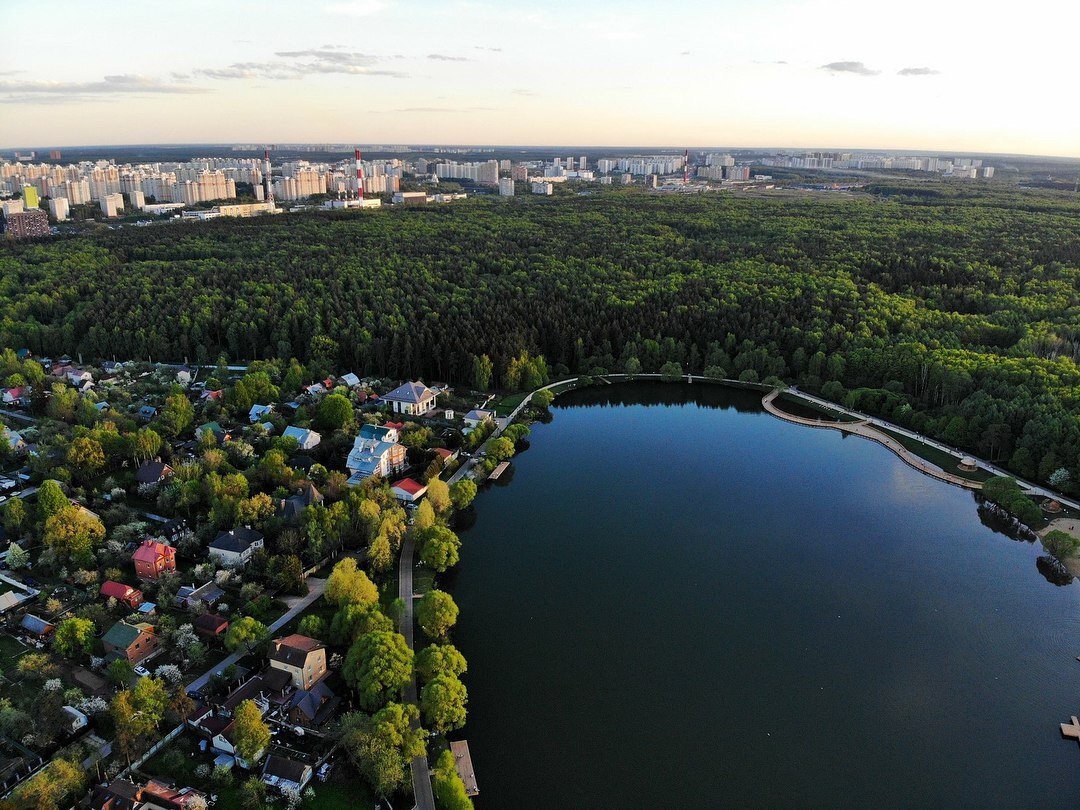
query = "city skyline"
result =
(2, 0, 1079, 158)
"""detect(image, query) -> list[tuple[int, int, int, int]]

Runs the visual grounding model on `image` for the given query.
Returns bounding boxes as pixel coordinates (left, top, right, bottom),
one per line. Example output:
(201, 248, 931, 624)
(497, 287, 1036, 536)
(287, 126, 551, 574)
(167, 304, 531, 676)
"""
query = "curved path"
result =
(762, 389, 983, 491)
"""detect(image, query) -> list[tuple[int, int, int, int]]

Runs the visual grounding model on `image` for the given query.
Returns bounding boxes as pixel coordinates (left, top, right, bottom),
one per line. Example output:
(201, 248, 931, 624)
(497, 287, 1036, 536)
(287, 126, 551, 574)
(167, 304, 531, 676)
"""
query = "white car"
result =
(134, 665, 151, 677)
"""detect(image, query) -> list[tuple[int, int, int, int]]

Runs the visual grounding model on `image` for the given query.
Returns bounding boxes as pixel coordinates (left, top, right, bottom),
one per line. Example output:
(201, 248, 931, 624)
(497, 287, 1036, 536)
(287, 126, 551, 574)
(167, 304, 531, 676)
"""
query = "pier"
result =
(449, 740, 479, 797)
(488, 461, 509, 480)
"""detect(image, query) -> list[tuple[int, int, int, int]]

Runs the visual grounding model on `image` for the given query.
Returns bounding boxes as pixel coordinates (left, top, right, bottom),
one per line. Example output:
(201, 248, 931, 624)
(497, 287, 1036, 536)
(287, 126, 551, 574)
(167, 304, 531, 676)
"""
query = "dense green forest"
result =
(2, 185, 1079, 492)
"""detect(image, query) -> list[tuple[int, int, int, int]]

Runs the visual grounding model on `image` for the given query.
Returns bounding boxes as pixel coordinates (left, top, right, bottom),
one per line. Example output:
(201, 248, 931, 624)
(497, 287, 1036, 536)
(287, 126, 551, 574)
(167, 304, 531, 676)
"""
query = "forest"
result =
(1, 183, 1079, 493)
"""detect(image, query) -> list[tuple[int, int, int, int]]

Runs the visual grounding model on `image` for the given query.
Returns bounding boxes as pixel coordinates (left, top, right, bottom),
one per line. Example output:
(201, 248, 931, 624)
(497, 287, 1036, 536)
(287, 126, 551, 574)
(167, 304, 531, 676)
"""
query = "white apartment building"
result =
(499, 177, 515, 196)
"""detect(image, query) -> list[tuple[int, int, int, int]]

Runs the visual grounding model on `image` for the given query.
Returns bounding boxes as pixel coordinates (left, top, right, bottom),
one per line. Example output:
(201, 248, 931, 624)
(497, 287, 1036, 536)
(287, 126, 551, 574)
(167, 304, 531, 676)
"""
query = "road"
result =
(0, 409, 40, 424)
(398, 534, 436, 810)
(184, 575, 327, 695)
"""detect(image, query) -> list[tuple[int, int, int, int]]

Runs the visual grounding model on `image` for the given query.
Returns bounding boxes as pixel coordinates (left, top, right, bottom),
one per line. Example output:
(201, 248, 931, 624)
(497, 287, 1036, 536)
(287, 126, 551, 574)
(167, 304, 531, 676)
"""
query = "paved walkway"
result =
(762, 389, 984, 490)
(0, 409, 39, 424)
(398, 535, 435, 810)
(184, 576, 327, 694)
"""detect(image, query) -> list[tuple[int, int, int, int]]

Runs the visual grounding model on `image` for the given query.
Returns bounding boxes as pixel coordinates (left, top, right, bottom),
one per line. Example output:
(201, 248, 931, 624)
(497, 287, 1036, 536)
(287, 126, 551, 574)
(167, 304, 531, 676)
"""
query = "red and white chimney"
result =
(355, 148, 364, 202)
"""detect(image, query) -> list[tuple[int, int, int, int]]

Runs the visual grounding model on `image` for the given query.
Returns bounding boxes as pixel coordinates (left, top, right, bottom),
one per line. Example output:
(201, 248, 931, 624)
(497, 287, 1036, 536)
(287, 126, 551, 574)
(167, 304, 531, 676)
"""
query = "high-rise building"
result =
(499, 177, 515, 197)
(48, 197, 70, 221)
(982, 166, 995, 178)
(511, 165, 528, 182)
(3, 209, 50, 239)
(579, 156, 587, 170)
(100, 193, 124, 218)
(530, 181, 553, 195)
(647, 174, 658, 188)
(1, 199, 24, 217)
(127, 190, 145, 210)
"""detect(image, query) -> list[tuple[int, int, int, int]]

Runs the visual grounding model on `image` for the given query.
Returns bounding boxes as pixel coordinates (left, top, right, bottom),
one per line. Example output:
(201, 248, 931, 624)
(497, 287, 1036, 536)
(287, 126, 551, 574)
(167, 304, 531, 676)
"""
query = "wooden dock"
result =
(488, 461, 509, 481)
(1061, 716, 1080, 741)
(449, 740, 479, 796)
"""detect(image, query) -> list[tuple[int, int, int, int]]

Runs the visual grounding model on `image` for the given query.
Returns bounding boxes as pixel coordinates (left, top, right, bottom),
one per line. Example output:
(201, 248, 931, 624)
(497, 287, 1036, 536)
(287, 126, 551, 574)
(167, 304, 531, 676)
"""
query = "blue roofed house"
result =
(1, 427, 26, 454)
(345, 435, 406, 485)
(137, 405, 158, 421)
(382, 381, 438, 416)
(282, 425, 321, 450)
(249, 404, 273, 423)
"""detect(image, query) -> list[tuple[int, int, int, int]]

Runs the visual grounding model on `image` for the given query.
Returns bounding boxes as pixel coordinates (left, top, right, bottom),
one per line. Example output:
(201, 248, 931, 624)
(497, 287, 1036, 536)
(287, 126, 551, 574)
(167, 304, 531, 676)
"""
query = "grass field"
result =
(876, 427, 994, 483)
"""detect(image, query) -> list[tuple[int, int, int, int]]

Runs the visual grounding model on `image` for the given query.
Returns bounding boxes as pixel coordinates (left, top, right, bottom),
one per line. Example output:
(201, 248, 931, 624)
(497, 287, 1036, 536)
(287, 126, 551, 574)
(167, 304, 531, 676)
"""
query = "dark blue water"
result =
(451, 383, 1080, 808)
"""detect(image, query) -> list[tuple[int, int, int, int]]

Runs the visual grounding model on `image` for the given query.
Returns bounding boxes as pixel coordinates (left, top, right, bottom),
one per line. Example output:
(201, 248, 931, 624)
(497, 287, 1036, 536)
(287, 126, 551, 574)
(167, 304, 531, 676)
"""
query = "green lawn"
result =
(413, 564, 436, 596)
(877, 427, 994, 483)
(491, 390, 529, 417)
(303, 780, 376, 808)
(0, 634, 28, 673)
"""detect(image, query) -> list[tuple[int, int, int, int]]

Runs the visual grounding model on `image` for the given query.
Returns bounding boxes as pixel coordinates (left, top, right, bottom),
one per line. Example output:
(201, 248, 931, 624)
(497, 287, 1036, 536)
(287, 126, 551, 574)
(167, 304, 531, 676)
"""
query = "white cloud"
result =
(325, 0, 393, 16)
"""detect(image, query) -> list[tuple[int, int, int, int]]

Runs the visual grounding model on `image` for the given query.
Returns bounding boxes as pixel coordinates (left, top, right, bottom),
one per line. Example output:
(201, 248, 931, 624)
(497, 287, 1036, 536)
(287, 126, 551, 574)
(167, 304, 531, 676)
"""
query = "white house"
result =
(283, 426, 321, 451)
(463, 408, 494, 428)
(262, 755, 313, 794)
(345, 437, 406, 483)
(338, 373, 361, 388)
(209, 527, 265, 567)
(382, 381, 438, 416)
(391, 477, 427, 503)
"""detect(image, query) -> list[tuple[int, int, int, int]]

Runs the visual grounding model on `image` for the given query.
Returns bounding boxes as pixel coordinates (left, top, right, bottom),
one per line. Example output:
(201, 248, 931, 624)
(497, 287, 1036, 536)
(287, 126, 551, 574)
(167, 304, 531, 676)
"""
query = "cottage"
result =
(102, 621, 159, 665)
(176, 581, 226, 611)
(463, 408, 494, 428)
(392, 477, 427, 503)
(262, 755, 313, 794)
(209, 527, 265, 567)
(136, 405, 158, 421)
(248, 404, 273, 423)
(382, 380, 439, 415)
(338, 372, 361, 388)
(268, 634, 327, 690)
(282, 425, 321, 450)
(279, 483, 323, 521)
(196, 422, 231, 443)
(132, 539, 177, 580)
(2, 387, 25, 405)
(1, 427, 26, 453)
(200, 389, 224, 402)
(135, 460, 173, 485)
(193, 613, 229, 639)
(161, 518, 193, 545)
(284, 679, 337, 728)
(434, 447, 458, 463)
(19, 614, 54, 638)
(100, 580, 143, 608)
(358, 423, 399, 444)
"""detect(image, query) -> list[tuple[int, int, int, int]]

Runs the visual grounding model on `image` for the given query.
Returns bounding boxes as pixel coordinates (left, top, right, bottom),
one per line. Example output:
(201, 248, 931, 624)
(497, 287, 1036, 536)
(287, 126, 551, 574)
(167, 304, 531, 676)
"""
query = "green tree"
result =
(13, 758, 85, 810)
(317, 393, 354, 432)
(421, 673, 468, 733)
(239, 777, 267, 810)
(111, 677, 168, 760)
(532, 389, 554, 409)
(1043, 530, 1080, 561)
(339, 703, 426, 797)
(107, 658, 135, 686)
(224, 616, 269, 652)
(449, 480, 477, 510)
(416, 643, 468, 682)
(431, 748, 475, 810)
(43, 505, 105, 563)
(325, 557, 378, 606)
(5, 542, 29, 569)
(413, 499, 436, 531)
(297, 614, 326, 639)
(343, 631, 413, 711)
(472, 354, 493, 392)
(330, 602, 393, 645)
(425, 477, 451, 514)
(484, 437, 515, 463)
(158, 391, 195, 439)
(232, 699, 270, 764)
(659, 361, 683, 381)
(2, 497, 27, 535)
(419, 525, 461, 573)
(36, 479, 68, 522)
(417, 590, 459, 639)
(133, 427, 163, 463)
(66, 436, 105, 480)
(53, 617, 95, 658)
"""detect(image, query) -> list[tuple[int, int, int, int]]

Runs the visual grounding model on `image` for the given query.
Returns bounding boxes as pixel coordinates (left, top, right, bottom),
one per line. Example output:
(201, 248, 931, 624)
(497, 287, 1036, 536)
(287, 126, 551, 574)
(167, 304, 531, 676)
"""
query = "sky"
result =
(1, 0, 1078, 157)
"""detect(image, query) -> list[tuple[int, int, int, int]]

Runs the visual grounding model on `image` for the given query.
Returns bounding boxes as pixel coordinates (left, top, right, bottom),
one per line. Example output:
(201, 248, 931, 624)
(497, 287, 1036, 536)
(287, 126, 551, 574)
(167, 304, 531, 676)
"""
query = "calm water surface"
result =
(451, 383, 1080, 808)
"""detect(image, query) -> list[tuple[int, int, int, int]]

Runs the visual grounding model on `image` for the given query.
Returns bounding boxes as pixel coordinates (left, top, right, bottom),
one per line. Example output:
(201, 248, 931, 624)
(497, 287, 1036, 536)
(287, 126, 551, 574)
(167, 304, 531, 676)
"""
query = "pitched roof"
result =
(392, 477, 425, 496)
(263, 755, 310, 784)
(283, 425, 320, 445)
(135, 460, 171, 483)
(193, 613, 229, 633)
(101, 580, 141, 601)
(102, 621, 152, 648)
(19, 614, 54, 635)
(210, 526, 264, 553)
(269, 634, 323, 668)
(382, 380, 436, 404)
(132, 538, 175, 564)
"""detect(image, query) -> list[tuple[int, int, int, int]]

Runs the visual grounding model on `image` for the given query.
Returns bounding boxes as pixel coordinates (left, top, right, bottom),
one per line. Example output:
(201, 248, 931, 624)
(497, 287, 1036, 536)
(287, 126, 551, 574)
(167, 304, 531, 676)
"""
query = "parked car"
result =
(134, 665, 151, 677)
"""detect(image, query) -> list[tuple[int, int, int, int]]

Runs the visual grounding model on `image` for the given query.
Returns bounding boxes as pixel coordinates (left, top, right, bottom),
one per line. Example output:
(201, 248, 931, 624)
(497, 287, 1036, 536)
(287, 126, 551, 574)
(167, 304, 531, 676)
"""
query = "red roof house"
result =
(132, 539, 177, 580)
(391, 477, 427, 503)
(101, 580, 143, 608)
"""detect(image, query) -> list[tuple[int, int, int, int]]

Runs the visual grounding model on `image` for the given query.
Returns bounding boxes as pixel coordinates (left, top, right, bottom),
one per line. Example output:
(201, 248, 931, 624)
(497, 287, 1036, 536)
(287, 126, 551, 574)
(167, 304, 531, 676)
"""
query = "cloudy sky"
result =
(1, 0, 1077, 156)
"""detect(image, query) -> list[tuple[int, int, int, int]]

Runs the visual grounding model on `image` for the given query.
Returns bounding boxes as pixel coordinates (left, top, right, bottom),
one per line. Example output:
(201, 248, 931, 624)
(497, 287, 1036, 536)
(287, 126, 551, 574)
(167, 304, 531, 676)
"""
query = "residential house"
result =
(1, 427, 26, 454)
(382, 380, 439, 415)
(434, 447, 459, 464)
(304, 382, 326, 396)
(160, 518, 193, 545)
(282, 425, 321, 450)
(358, 423, 400, 444)
(392, 477, 427, 503)
(345, 436, 407, 484)
(463, 408, 494, 428)
(176, 367, 193, 385)
(196, 422, 231, 443)
(248, 404, 273, 423)
(209, 527, 264, 567)
(100, 360, 124, 373)
(279, 483, 323, 521)
(175, 581, 225, 612)
(135, 460, 173, 485)
(19, 614, 54, 638)
(2, 387, 26, 405)
(102, 621, 159, 665)
(89, 777, 208, 810)
(132, 539, 177, 580)
(136, 405, 158, 422)
(338, 372, 361, 388)
(284, 679, 337, 728)
(200, 389, 223, 403)
(193, 613, 229, 639)
(262, 756, 313, 794)
(100, 580, 143, 608)
(268, 634, 327, 690)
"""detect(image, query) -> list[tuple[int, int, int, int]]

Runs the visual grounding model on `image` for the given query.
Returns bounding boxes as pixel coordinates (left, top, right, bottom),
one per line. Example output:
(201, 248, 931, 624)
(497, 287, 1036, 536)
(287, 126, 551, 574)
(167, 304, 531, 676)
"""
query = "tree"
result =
(232, 699, 270, 764)
(325, 557, 378, 607)
(425, 478, 451, 514)
(239, 778, 267, 810)
(450, 480, 477, 510)
(53, 617, 94, 658)
(421, 673, 468, 733)
(107, 658, 135, 686)
(532, 388, 554, 409)
(13, 758, 85, 810)
(1049, 467, 1072, 490)
(36, 479, 68, 522)
(343, 631, 413, 711)
(297, 614, 325, 639)
(43, 505, 105, 563)
(417, 590, 458, 639)
(67, 436, 105, 480)
(413, 499, 436, 532)
(419, 525, 461, 573)
(484, 437, 515, 463)
(659, 361, 683, 381)
(472, 354, 493, 392)
(224, 616, 268, 652)
(5, 542, 29, 570)
(133, 427, 163, 463)
(2, 497, 27, 535)
(330, 603, 393, 645)
(158, 391, 195, 439)
(431, 748, 475, 810)
(416, 643, 468, 682)
(317, 393, 354, 432)
(1043, 530, 1080, 561)
(111, 677, 168, 760)
(339, 703, 426, 797)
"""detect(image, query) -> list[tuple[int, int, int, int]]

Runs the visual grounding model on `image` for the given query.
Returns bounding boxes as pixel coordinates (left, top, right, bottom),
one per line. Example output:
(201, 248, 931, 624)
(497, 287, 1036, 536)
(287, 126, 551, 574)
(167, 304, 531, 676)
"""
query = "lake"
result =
(450, 382, 1080, 808)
